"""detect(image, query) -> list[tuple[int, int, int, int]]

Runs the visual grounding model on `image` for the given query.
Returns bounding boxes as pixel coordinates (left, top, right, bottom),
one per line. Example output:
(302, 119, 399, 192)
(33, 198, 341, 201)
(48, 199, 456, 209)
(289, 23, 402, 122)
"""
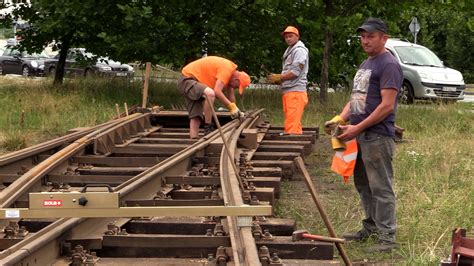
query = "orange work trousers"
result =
(282, 91, 308, 134)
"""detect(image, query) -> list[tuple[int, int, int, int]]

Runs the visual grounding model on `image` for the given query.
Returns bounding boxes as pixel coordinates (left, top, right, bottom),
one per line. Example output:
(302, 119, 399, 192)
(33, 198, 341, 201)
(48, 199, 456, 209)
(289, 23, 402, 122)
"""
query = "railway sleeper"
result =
(95, 234, 332, 261)
(165, 175, 281, 198)
(263, 133, 317, 145)
(260, 140, 313, 155)
(170, 187, 275, 205)
(122, 217, 296, 236)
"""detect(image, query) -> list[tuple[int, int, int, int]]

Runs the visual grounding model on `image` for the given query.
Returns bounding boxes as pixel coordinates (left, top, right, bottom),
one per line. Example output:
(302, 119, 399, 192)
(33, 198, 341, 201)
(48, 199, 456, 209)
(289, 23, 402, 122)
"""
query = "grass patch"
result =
(0, 77, 472, 264)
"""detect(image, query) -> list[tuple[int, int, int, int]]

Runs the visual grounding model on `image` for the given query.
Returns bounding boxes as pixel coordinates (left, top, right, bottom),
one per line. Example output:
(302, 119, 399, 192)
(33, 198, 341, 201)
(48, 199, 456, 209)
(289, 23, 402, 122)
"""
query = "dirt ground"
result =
(277, 135, 403, 265)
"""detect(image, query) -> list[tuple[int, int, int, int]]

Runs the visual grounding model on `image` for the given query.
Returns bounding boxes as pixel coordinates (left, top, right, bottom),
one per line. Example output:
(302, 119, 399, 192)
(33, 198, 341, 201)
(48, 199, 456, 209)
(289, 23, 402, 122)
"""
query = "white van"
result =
(385, 39, 465, 103)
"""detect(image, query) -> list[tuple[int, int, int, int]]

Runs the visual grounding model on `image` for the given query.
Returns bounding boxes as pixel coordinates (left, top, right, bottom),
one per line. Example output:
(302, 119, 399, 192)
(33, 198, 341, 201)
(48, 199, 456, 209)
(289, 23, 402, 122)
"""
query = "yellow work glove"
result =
(266, 73, 282, 85)
(324, 115, 347, 135)
(227, 102, 244, 119)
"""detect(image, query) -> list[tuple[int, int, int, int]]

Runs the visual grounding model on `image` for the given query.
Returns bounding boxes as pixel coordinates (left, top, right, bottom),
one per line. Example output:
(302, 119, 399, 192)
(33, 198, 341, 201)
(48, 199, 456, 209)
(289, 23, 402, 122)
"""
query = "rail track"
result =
(0, 109, 338, 265)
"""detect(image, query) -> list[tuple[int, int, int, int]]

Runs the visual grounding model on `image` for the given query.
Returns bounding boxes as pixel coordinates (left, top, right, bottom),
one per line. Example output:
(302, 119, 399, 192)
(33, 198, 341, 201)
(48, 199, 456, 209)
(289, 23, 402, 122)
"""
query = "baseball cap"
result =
(238, 71, 250, 95)
(281, 26, 299, 37)
(356, 17, 388, 34)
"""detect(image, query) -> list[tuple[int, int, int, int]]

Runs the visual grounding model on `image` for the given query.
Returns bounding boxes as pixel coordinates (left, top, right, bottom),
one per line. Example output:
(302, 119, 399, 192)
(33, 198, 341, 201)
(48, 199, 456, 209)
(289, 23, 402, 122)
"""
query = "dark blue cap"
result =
(357, 17, 388, 34)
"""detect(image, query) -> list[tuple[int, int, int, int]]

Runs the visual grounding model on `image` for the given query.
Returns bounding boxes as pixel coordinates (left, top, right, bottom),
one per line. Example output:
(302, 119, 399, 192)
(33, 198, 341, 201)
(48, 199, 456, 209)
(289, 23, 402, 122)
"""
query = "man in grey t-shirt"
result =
(325, 17, 403, 253)
(267, 26, 309, 134)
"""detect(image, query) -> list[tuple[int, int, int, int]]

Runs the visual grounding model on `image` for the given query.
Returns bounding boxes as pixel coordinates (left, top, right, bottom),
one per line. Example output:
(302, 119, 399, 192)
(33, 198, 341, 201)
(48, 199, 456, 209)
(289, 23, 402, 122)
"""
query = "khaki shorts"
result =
(177, 75, 208, 120)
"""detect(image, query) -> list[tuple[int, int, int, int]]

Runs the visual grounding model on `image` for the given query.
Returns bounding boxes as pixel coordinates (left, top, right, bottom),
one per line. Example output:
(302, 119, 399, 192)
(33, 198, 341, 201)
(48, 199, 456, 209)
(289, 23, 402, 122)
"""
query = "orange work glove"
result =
(266, 73, 282, 84)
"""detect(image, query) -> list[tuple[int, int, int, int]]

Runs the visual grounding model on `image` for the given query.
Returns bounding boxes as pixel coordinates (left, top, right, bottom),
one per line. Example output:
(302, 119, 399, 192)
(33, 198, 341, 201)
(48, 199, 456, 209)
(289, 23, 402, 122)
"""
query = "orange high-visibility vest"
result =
(331, 139, 358, 184)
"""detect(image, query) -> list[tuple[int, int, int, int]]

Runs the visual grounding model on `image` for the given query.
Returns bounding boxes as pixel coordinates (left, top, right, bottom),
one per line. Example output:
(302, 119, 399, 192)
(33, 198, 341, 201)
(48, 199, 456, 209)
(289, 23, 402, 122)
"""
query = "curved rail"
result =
(0, 111, 259, 265)
(220, 109, 266, 265)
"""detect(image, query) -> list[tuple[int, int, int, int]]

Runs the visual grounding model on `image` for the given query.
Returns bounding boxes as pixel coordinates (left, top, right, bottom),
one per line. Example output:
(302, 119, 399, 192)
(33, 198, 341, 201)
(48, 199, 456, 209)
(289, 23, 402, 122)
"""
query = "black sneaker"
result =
(342, 229, 373, 242)
(366, 240, 399, 253)
(203, 123, 215, 135)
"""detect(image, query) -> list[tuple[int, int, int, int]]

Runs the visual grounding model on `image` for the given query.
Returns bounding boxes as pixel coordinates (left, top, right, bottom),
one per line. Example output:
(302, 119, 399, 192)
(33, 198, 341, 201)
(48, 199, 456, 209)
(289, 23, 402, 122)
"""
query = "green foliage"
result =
(3, 0, 472, 85)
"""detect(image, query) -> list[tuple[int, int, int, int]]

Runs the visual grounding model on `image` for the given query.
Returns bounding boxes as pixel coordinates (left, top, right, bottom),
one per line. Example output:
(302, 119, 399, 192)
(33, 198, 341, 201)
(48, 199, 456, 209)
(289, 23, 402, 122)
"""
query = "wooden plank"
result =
(257, 144, 304, 153)
(103, 234, 231, 248)
(256, 237, 333, 260)
(252, 152, 300, 161)
(73, 156, 164, 167)
(77, 167, 148, 175)
(250, 160, 294, 174)
(46, 174, 132, 185)
(247, 167, 282, 177)
(112, 143, 188, 155)
(138, 138, 197, 145)
(263, 134, 316, 144)
(171, 187, 275, 205)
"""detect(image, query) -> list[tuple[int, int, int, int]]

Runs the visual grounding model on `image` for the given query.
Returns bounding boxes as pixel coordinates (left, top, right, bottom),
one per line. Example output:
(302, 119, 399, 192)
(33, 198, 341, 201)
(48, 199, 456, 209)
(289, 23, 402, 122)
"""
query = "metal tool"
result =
(295, 157, 352, 266)
(205, 97, 245, 190)
(292, 229, 345, 244)
(1, 190, 271, 219)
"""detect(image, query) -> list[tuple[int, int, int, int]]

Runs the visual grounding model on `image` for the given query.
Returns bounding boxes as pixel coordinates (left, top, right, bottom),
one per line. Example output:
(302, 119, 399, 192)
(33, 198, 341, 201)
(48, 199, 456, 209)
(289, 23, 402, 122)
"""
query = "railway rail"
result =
(0, 108, 339, 265)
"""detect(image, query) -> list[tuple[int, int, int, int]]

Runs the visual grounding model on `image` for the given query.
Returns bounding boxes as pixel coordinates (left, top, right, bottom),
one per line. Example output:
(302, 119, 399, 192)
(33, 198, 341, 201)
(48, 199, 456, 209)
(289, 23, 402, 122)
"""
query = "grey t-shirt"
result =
(280, 41, 309, 93)
(350, 51, 403, 137)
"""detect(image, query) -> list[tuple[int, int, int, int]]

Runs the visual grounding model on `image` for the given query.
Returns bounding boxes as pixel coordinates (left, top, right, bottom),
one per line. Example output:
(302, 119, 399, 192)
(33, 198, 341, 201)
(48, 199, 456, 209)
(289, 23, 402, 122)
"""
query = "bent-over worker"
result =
(178, 56, 250, 139)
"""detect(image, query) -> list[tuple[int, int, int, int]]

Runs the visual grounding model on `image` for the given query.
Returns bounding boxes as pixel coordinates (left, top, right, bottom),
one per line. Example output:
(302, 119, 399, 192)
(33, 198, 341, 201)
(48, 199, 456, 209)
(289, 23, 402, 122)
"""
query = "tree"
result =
(3, 0, 472, 88)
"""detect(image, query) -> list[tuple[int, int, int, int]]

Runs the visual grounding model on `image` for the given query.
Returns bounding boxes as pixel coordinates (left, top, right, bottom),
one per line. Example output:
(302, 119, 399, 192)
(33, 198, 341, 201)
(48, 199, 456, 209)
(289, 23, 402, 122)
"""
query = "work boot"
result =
(342, 229, 374, 242)
(366, 239, 399, 253)
(203, 123, 215, 135)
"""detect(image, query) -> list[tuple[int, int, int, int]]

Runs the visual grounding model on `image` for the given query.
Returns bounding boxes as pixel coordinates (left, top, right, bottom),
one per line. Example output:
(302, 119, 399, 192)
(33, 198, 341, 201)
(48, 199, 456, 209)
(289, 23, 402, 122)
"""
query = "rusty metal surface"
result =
(0, 109, 330, 265)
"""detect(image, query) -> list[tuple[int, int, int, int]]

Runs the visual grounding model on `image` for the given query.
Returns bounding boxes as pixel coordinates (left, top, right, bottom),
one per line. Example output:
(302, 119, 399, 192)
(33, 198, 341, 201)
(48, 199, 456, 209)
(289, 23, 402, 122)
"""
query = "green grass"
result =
(0, 78, 473, 264)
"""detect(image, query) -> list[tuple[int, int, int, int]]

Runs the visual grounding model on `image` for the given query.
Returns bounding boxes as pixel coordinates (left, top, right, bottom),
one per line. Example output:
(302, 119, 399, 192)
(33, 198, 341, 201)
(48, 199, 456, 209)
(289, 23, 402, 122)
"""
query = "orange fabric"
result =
(182, 56, 237, 89)
(281, 26, 299, 37)
(331, 139, 358, 184)
(238, 71, 251, 95)
(282, 91, 308, 134)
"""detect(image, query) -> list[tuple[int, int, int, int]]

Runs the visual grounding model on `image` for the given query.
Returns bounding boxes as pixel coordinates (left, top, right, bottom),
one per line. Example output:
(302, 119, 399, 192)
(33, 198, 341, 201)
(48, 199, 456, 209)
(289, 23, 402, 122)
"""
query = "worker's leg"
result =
(282, 92, 308, 134)
(177, 76, 207, 139)
(202, 87, 215, 125)
(358, 131, 396, 242)
(189, 117, 201, 139)
(353, 146, 377, 235)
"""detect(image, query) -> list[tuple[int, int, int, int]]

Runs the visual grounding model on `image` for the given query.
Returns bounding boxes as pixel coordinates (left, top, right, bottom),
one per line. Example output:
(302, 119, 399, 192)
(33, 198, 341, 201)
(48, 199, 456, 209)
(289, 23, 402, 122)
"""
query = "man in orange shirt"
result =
(178, 56, 251, 139)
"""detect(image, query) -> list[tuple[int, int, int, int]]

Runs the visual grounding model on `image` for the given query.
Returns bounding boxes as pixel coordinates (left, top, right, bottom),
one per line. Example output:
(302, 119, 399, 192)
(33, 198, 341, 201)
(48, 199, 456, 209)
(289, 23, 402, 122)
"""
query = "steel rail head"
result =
(219, 109, 265, 266)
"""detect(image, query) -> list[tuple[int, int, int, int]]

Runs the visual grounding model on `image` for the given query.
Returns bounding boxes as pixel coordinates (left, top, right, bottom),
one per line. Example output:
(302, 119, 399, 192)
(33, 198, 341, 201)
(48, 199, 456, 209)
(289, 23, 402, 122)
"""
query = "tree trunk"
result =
(320, 29, 333, 104)
(319, 0, 334, 104)
(53, 40, 69, 86)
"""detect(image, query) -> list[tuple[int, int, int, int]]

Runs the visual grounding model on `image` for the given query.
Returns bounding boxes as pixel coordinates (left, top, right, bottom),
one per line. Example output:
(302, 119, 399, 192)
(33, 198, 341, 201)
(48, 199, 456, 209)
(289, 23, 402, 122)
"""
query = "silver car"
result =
(44, 48, 134, 78)
(385, 39, 465, 103)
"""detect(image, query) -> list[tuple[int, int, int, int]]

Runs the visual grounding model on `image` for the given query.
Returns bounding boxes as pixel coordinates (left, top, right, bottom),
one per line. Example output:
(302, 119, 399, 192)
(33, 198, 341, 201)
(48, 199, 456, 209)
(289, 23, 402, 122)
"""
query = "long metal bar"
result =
(206, 96, 245, 191)
(0, 206, 272, 219)
(295, 157, 352, 266)
(219, 109, 266, 266)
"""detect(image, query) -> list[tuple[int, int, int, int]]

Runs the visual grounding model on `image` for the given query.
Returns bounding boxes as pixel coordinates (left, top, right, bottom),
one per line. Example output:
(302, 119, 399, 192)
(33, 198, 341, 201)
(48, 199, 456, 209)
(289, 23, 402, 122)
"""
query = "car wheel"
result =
(49, 67, 56, 77)
(22, 66, 30, 77)
(0, 64, 3, 75)
(399, 81, 414, 104)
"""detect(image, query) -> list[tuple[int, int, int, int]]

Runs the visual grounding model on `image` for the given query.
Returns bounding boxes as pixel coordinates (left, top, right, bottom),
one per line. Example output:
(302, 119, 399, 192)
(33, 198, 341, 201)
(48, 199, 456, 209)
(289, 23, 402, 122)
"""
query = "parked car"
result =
(385, 39, 465, 103)
(44, 48, 134, 78)
(0, 46, 50, 77)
